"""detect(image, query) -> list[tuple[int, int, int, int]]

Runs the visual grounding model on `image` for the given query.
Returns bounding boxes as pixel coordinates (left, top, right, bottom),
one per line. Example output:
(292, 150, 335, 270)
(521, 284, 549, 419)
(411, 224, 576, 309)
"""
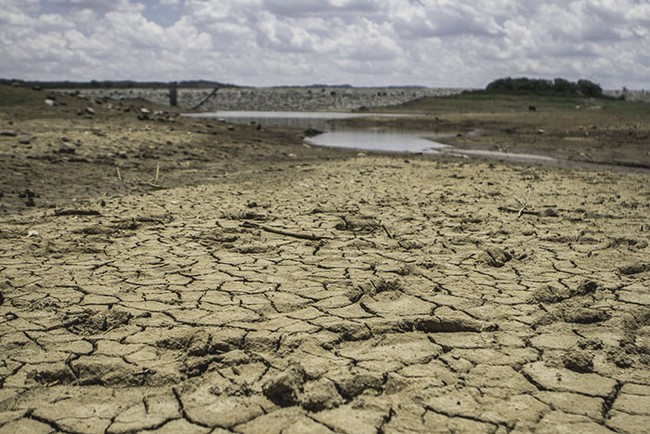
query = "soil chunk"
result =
(262, 364, 306, 407)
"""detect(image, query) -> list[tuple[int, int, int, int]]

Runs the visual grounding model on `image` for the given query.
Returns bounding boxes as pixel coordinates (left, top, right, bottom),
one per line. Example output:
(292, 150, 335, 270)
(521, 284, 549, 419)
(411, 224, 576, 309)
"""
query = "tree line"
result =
(482, 77, 604, 97)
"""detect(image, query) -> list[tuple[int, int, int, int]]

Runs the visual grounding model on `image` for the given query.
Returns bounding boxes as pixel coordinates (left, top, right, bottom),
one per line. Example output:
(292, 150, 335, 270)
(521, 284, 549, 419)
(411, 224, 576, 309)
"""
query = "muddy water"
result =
(187, 111, 449, 153)
(188, 111, 556, 161)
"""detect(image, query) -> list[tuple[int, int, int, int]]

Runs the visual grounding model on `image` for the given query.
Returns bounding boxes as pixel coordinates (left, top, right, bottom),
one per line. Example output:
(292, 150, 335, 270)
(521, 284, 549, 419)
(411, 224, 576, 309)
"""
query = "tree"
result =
(484, 76, 604, 97)
(577, 79, 603, 98)
(553, 78, 576, 94)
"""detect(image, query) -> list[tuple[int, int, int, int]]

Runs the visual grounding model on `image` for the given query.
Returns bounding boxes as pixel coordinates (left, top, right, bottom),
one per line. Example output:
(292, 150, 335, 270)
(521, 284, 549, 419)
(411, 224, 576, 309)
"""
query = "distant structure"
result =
(169, 82, 178, 106)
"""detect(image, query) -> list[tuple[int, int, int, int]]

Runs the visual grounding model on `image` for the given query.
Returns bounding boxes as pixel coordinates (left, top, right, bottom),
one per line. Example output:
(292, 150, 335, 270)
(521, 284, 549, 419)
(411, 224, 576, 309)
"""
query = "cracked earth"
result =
(1, 152, 649, 433)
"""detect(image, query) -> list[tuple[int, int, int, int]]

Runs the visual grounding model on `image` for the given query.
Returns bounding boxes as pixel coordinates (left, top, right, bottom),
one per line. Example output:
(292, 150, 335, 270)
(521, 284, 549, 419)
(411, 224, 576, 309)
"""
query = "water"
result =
(305, 130, 447, 153)
(187, 111, 556, 162)
(188, 111, 446, 154)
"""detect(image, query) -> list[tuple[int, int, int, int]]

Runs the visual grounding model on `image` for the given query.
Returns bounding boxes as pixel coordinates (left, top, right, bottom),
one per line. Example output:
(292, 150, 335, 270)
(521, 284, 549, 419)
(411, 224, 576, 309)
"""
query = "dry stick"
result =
(241, 221, 330, 241)
(116, 166, 122, 182)
(514, 196, 529, 218)
(381, 224, 394, 239)
(498, 206, 542, 216)
(155, 163, 160, 183)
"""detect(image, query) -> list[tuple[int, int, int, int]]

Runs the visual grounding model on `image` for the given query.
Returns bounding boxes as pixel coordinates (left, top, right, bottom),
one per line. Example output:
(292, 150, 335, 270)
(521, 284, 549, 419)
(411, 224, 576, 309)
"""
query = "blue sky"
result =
(1, 0, 649, 88)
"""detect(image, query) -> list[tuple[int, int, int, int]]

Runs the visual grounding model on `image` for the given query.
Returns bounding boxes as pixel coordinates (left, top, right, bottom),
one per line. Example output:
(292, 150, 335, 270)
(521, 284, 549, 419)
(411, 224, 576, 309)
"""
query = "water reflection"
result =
(188, 111, 441, 153)
(187, 111, 372, 131)
(187, 111, 557, 163)
(305, 130, 447, 153)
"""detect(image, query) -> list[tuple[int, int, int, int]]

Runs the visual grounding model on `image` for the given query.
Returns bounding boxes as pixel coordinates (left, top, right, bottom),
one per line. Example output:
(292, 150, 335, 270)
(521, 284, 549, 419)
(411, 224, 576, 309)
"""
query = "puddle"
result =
(305, 130, 448, 153)
(188, 111, 556, 163)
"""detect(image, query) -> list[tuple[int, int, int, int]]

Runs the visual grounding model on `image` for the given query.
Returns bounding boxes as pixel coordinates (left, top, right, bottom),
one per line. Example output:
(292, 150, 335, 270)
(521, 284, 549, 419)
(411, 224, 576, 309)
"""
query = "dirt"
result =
(1, 85, 649, 433)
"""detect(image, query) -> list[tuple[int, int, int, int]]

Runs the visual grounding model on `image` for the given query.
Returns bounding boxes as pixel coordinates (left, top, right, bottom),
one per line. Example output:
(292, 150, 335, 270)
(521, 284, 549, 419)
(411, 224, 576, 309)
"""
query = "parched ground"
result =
(1, 155, 649, 433)
(1, 87, 649, 433)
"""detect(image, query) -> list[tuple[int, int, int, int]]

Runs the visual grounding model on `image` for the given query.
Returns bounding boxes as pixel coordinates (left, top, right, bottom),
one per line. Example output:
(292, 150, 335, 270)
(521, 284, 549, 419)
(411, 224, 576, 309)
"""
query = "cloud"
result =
(0, 0, 648, 88)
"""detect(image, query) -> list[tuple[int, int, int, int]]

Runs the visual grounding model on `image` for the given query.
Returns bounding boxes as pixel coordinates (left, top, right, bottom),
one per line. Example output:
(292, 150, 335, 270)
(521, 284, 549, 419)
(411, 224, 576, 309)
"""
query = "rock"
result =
(45, 99, 56, 106)
(58, 144, 77, 154)
(0, 130, 18, 137)
(262, 363, 306, 407)
(563, 351, 594, 373)
(85, 107, 95, 115)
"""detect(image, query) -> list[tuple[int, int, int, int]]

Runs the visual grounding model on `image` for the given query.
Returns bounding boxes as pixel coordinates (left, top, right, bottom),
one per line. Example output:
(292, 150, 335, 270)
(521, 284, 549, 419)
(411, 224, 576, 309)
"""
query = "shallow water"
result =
(189, 111, 445, 153)
(188, 111, 557, 162)
(305, 130, 448, 153)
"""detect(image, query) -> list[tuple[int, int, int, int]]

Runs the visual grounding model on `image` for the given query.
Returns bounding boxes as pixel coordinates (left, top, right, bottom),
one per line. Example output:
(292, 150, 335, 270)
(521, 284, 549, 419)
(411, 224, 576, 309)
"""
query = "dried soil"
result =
(1, 87, 649, 433)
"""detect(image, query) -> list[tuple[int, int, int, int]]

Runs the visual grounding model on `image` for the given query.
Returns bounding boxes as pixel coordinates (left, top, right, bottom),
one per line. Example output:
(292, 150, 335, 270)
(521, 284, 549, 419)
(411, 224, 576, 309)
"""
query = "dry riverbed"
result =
(1, 86, 649, 433)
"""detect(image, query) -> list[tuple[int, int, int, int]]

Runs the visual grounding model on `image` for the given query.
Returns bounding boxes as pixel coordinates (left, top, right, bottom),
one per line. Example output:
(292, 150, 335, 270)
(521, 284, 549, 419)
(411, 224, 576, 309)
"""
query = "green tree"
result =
(577, 79, 603, 97)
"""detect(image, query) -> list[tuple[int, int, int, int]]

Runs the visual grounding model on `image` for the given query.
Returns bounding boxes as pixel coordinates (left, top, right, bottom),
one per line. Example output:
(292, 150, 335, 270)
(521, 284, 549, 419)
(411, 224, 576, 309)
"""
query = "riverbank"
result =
(1, 85, 649, 433)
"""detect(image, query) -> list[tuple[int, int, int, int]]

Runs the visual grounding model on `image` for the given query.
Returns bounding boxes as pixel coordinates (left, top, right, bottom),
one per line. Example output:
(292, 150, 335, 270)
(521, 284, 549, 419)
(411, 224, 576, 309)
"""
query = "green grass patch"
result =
(0, 85, 46, 107)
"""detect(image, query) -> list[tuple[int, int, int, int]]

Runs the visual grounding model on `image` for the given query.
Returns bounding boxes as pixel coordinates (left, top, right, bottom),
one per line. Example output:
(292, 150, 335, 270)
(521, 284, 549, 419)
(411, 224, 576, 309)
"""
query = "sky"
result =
(1, 0, 649, 89)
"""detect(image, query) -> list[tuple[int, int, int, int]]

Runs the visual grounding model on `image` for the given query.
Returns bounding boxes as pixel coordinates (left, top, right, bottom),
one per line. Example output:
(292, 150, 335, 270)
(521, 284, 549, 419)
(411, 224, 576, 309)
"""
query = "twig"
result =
(517, 203, 528, 218)
(241, 221, 330, 241)
(498, 206, 542, 216)
(116, 166, 122, 182)
(155, 163, 160, 183)
(513, 189, 532, 218)
(381, 224, 394, 239)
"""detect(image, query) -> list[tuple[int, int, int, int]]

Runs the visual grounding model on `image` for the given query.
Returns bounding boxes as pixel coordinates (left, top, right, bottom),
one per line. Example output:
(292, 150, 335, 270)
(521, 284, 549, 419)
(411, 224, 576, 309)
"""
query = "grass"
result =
(0, 85, 46, 107)
(386, 91, 647, 116)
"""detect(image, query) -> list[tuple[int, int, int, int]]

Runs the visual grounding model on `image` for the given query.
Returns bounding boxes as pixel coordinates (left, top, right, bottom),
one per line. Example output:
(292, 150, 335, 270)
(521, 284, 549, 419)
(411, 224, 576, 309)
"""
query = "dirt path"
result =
(1, 153, 649, 433)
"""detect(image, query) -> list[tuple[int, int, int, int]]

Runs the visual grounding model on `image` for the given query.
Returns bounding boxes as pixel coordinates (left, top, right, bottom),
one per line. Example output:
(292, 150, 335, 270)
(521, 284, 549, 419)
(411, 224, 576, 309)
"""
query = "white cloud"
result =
(0, 0, 647, 88)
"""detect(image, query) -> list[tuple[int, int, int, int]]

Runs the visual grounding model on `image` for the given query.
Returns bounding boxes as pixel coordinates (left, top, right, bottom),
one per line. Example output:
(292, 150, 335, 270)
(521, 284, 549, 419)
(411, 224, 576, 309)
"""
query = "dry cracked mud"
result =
(1, 155, 649, 433)
(2, 86, 650, 433)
